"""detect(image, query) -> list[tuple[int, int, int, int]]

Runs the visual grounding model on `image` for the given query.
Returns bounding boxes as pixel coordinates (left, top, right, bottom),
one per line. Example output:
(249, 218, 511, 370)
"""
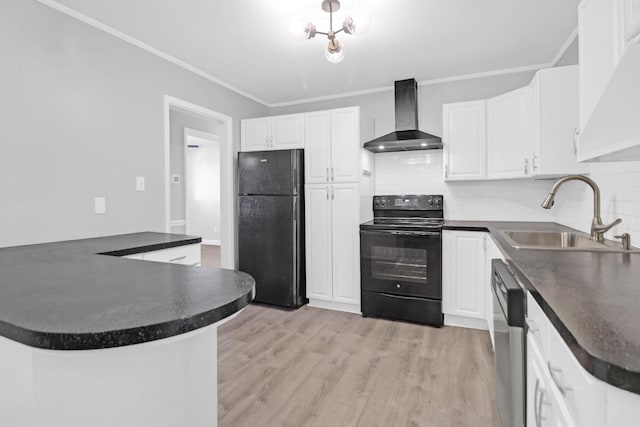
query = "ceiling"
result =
(42, 0, 579, 107)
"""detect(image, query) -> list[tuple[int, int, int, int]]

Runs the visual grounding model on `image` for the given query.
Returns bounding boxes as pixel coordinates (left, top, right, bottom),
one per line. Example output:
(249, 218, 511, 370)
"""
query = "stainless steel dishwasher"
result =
(492, 259, 525, 427)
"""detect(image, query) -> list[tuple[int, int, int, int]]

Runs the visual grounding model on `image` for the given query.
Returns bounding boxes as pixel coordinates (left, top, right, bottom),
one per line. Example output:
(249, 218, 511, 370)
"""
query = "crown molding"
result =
(551, 26, 579, 66)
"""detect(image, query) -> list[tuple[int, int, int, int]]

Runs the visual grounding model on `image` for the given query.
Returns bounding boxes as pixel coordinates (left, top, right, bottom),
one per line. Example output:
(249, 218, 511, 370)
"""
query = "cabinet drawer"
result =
(547, 322, 605, 427)
(526, 292, 550, 360)
(142, 244, 201, 266)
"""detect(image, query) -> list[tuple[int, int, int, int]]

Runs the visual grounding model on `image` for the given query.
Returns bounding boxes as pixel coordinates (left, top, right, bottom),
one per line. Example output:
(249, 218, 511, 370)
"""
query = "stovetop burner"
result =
(360, 195, 444, 232)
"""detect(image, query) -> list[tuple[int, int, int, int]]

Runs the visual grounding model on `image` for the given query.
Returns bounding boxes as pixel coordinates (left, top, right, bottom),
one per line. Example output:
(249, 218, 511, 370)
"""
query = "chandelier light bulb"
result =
(351, 12, 371, 35)
(325, 40, 345, 63)
(289, 20, 316, 40)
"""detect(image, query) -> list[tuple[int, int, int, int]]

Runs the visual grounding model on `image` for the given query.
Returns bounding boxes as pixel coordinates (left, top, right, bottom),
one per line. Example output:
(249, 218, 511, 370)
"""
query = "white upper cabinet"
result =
(528, 66, 590, 178)
(304, 107, 361, 184)
(443, 100, 487, 181)
(240, 113, 304, 152)
(304, 111, 332, 183)
(240, 118, 270, 152)
(486, 87, 530, 179)
(578, 0, 640, 161)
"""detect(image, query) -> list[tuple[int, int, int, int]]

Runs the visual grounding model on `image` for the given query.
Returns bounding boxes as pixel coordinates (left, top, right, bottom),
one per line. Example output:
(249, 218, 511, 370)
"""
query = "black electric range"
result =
(360, 195, 443, 326)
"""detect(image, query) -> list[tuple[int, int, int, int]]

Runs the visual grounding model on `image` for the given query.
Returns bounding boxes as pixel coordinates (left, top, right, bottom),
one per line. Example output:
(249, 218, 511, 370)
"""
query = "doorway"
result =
(163, 96, 235, 269)
(184, 129, 221, 268)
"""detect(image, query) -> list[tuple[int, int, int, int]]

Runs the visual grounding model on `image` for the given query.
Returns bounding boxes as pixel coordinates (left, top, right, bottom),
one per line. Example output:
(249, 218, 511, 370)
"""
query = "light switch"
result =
(136, 176, 145, 192)
(171, 174, 180, 184)
(94, 197, 106, 214)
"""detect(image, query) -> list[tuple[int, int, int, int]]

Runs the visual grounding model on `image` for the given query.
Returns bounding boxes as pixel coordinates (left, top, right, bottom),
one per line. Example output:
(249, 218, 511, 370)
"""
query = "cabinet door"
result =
(304, 111, 331, 184)
(330, 108, 360, 183)
(272, 114, 305, 149)
(442, 100, 487, 181)
(330, 183, 360, 306)
(578, 0, 618, 130)
(240, 118, 270, 152)
(305, 185, 333, 300)
(442, 230, 486, 319)
(487, 87, 529, 179)
(529, 66, 589, 178)
(527, 338, 554, 427)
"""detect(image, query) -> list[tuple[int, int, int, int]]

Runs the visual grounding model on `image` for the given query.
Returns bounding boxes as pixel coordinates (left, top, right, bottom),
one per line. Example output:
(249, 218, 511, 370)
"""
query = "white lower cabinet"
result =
(305, 183, 361, 312)
(524, 293, 640, 427)
(122, 243, 201, 266)
(442, 230, 487, 329)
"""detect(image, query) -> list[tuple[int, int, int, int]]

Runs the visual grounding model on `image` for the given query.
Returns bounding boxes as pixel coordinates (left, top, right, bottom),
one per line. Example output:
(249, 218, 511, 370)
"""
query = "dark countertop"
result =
(444, 220, 640, 394)
(0, 232, 255, 350)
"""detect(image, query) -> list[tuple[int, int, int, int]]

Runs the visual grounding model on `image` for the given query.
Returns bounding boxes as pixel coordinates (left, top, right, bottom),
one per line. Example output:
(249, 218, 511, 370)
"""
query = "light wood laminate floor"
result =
(218, 304, 499, 427)
(201, 244, 221, 268)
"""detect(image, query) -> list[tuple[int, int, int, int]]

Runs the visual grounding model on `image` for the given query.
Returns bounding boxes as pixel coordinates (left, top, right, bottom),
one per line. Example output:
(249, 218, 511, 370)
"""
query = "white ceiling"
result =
(42, 0, 579, 107)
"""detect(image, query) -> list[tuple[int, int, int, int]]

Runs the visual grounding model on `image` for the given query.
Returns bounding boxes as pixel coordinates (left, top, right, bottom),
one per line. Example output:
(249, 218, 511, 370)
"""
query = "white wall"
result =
(0, 0, 267, 247)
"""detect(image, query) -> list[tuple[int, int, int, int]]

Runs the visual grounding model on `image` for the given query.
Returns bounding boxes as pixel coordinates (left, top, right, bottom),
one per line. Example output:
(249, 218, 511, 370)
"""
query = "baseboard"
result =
(444, 314, 489, 331)
(202, 239, 221, 246)
(308, 299, 361, 315)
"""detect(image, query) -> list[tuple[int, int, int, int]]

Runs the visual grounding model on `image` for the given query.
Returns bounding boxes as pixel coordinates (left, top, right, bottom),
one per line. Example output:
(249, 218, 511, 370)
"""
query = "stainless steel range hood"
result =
(363, 78, 442, 153)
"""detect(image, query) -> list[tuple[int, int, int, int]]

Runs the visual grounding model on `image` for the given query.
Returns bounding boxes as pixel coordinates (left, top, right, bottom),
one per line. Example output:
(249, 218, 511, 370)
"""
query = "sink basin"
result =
(499, 230, 640, 253)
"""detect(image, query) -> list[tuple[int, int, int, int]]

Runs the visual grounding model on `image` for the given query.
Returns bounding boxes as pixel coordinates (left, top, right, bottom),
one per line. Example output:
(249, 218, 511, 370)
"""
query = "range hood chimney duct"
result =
(363, 78, 443, 153)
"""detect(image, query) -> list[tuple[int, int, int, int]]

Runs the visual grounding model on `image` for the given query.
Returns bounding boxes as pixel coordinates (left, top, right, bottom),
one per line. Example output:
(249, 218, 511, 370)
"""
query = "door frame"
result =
(183, 128, 220, 244)
(163, 95, 235, 269)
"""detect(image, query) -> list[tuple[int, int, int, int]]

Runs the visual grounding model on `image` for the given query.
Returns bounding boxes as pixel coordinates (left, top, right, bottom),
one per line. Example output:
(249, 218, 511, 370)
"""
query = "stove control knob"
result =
(381, 200, 386, 206)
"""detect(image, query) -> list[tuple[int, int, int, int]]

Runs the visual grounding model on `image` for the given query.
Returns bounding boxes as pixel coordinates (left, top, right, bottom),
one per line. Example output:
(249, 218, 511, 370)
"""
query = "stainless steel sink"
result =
(499, 230, 640, 253)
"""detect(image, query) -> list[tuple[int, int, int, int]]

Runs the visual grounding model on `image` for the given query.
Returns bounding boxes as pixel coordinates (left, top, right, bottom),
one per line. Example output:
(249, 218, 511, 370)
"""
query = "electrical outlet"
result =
(136, 176, 145, 192)
(171, 174, 180, 184)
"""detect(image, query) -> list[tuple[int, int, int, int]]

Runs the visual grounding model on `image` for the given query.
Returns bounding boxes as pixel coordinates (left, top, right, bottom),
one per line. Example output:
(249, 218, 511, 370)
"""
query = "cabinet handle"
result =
(326, 187, 329, 200)
(444, 164, 449, 179)
(534, 379, 541, 427)
(573, 128, 579, 156)
(326, 168, 329, 182)
(547, 362, 572, 395)
(538, 388, 549, 426)
(532, 153, 538, 171)
(331, 186, 335, 200)
(331, 167, 335, 181)
(524, 158, 529, 175)
(169, 255, 187, 263)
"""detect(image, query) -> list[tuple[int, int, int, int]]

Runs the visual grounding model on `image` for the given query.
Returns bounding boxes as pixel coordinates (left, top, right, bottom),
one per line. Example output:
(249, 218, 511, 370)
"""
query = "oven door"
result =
(360, 229, 441, 299)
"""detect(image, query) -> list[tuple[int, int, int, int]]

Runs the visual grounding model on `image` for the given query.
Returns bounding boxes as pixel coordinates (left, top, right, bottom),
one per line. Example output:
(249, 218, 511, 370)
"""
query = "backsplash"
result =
(374, 151, 554, 221)
(550, 161, 640, 240)
(374, 151, 640, 244)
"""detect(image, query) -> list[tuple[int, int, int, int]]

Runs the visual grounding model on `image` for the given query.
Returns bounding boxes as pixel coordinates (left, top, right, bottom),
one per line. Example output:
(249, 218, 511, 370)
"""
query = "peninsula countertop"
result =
(444, 220, 640, 394)
(0, 232, 255, 351)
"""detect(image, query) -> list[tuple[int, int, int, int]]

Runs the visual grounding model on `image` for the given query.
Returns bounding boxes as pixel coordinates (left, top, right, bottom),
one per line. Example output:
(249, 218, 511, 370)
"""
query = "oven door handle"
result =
(360, 230, 441, 237)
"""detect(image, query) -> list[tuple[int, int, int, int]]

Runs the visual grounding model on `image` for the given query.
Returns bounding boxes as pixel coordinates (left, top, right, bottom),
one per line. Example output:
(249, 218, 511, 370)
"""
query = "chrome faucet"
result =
(541, 175, 621, 243)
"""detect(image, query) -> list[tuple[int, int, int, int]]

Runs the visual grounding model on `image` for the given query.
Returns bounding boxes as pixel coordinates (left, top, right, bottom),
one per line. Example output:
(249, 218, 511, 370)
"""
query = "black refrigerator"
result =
(238, 149, 306, 308)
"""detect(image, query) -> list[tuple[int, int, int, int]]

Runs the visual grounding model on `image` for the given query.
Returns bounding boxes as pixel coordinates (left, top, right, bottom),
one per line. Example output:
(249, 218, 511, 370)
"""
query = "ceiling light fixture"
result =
(291, 0, 370, 64)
